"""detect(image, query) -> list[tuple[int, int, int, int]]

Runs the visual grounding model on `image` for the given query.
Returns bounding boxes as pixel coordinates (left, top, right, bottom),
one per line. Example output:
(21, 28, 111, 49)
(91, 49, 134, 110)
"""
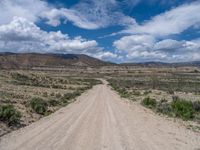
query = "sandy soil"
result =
(0, 81, 200, 150)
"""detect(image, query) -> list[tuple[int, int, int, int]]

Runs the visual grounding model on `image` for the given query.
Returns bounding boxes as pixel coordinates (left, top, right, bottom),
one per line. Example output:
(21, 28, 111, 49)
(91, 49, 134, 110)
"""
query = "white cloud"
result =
(41, 8, 101, 29)
(114, 35, 200, 62)
(123, 1, 200, 36)
(0, 0, 50, 25)
(112, 1, 200, 62)
(95, 51, 118, 60)
(0, 0, 136, 30)
(154, 39, 184, 52)
(41, 0, 136, 29)
(0, 17, 102, 55)
(113, 35, 155, 52)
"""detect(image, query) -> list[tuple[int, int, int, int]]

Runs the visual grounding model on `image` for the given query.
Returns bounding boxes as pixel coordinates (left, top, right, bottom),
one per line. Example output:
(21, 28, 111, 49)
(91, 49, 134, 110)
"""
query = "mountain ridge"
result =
(0, 52, 113, 69)
(0, 52, 200, 69)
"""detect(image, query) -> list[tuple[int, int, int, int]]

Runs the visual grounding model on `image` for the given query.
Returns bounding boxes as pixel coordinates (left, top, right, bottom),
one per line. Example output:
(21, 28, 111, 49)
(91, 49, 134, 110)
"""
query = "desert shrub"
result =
(172, 95, 179, 101)
(141, 97, 157, 109)
(160, 98, 168, 103)
(61, 91, 81, 105)
(43, 92, 48, 97)
(119, 88, 129, 98)
(62, 93, 75, 100)
(62, 91, 81, 100)
(168, 89, 174, 95)
(55, 93, 62, 98)
(143, 90, 151, 95)
(11, 73, 29, 81)
(48, 99, 60, 106)
(171, 99, 194, 120)
(192, 101, 200, 112)
(50, 92, 55, 96)
(0, 104, 21, 125)
(156, 101, 172, 115)
(133, 91, 141, 96)
(30, 97, 48, 115)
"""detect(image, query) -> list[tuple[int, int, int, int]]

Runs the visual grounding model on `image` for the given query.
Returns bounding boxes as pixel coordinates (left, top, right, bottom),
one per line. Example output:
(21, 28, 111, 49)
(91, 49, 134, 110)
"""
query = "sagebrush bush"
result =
(0, 104, 21, 125)
(30, 97, 48, 115)
(143, 90, 151, 95)
(11, 73, 29, 81)
(156, 101, 172, 115)
(133, 91, 141, 96)
(172, 95, 179, 101)
(171, 99, 194, 120)
(141, 97, 157, 109)
(48, 99, 60, 106)
(55, 93, 62, 98)
(61, 91, 81, 105)
(168, 89, 174, 95)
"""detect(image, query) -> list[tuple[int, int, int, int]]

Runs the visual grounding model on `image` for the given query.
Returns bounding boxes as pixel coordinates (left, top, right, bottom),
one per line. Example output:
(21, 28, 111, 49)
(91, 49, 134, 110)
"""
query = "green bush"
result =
(171, 99, 194, 120)
(141, 97, 157, 109)
(0, 104, 21, 125)
(30, 97, 48, 115)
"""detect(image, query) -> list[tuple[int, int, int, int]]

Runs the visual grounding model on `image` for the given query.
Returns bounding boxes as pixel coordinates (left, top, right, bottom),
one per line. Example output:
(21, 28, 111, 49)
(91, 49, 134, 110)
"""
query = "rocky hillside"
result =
(0, 53, 113, 69)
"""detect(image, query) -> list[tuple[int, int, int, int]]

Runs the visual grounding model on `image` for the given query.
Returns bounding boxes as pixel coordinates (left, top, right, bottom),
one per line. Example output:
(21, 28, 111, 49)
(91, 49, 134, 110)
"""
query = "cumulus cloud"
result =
(0, 0, 49, 25)
(123, 1, 200, 36)
(114, 35, 200, 62)
(95, 51, 118, 60)
(113, 35, 155, 52)
(0, 17, 113, 58)
(154, 39, 184, 52)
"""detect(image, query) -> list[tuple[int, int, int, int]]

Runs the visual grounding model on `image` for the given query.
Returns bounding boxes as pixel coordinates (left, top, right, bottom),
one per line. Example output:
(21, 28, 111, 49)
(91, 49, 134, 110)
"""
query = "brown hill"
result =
(0, 53, 113, 69)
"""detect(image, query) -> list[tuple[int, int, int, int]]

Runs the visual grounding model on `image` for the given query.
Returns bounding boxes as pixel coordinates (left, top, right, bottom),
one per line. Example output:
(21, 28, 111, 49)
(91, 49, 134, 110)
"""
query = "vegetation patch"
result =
(141, 97, 157, 109)
(171, 99, 194, 120)
(142, 97, 198, 121)
(0, 104, 21, 126)
(48, 99, 60, 107)
(30, 97, 48, 115)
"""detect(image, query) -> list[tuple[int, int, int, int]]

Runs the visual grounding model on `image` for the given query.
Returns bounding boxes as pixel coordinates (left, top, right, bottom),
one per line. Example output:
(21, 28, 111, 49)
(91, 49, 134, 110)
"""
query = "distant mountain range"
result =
(0, 52, 200, 69)
(121, 61, 200, 67)
(0, 52, 113, 69)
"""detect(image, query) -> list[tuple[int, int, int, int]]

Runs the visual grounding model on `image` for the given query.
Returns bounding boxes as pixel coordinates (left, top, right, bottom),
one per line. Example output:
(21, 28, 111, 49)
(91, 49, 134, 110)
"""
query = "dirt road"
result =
(0, 81, 200, 150)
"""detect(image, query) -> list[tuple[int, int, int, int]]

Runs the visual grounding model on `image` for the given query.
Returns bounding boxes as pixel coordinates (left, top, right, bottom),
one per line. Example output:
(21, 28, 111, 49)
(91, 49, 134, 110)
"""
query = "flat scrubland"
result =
(0, 66, 200, 136)
(0, 70, 101, 136)
(107, 66, 200, 131)
(0, 66, 200, 149)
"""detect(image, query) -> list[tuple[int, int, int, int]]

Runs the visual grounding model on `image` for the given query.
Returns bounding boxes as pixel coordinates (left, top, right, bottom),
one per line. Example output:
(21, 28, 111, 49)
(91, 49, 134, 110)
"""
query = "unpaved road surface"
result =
(0, 82, 200, 150)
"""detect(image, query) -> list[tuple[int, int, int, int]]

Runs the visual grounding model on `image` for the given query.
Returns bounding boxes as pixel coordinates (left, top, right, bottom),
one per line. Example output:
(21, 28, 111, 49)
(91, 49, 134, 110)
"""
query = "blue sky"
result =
(0, 0, 200, 62)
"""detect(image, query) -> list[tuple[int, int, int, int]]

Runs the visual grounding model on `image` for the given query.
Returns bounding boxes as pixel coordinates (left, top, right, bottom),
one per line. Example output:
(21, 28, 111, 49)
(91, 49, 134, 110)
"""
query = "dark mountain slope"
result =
(0, 53, 113, 69)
